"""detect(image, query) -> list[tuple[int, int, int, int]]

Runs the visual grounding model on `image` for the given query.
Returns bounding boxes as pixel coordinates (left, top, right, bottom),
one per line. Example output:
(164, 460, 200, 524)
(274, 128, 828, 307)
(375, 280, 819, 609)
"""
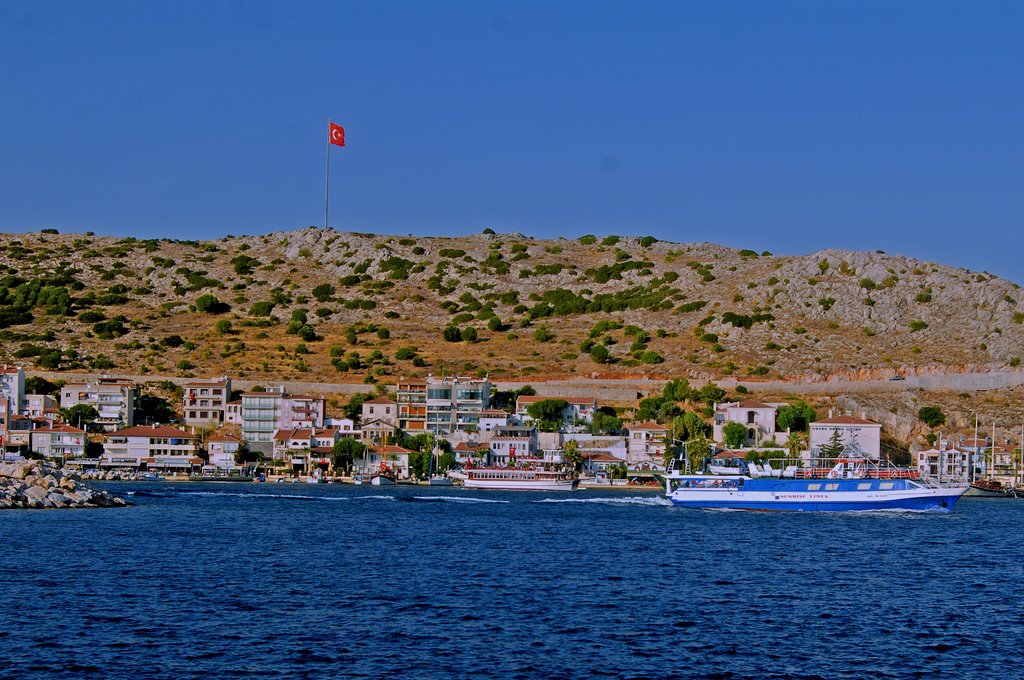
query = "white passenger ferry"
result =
(462, 466, 578, 491)
(664, 456, 967, 512)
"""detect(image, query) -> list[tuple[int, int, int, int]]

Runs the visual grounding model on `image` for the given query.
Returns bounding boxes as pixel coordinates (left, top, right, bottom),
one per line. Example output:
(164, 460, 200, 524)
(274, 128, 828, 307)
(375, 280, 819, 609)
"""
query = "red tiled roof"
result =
(363, 397, 396, 405)
(630, 421, 669, 431)
(734, 400, 772, 409)
(109, 425, 195, 438)
(273, 428, 313, 441)
(372, 444, 415, 454)
(208, 434, 242, 443)
(32, 424, 86, 434)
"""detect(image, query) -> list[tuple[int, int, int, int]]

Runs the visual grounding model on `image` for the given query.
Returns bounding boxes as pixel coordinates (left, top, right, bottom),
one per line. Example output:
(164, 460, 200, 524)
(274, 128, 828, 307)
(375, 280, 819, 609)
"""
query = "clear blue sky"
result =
(2, 1, 1022, 280)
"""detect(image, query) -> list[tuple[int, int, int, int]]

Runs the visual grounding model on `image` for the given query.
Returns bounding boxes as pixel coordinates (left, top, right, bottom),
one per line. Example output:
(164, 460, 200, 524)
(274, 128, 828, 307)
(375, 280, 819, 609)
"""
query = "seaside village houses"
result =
(0, 361, 916, 480)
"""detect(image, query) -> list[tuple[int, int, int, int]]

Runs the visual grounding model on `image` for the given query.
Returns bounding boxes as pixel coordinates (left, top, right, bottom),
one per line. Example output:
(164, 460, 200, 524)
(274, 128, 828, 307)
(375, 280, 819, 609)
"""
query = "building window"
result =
(747, 411, 756, 424)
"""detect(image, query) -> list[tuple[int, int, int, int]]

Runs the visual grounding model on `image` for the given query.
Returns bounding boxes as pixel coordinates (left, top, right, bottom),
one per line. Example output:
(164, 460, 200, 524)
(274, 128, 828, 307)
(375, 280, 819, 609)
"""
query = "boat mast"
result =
(991, 419, 996, 482)
(973, 413, 979, 484)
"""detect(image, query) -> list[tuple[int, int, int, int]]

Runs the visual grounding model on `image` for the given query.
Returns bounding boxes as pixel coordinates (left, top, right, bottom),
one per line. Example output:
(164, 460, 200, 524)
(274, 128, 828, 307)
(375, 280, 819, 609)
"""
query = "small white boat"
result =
(370, 474, 397, 486)
(138, 472, 162, 482)
(428, 475, 454, 487)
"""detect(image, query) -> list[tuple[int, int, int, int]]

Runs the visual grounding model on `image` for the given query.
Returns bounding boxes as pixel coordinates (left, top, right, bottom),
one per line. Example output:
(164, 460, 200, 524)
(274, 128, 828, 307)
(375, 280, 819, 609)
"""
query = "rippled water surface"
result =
(2, 483, 1022, 679)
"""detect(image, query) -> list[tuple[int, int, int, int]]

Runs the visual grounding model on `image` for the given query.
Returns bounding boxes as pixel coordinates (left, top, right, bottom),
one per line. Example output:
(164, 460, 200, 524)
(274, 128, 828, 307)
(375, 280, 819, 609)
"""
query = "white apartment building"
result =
(60, 378, 139, 431)
(627, 422, 670, 468)
(101, 425, 199, 471)
(30, 424, 87, 459)
(183, 377, 232, 426)
(809, 414, 882, 460)
(713, 400, 783, 447)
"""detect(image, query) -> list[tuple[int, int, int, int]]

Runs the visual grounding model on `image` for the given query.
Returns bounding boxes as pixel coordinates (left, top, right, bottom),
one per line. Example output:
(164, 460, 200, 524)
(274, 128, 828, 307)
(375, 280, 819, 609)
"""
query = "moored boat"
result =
(462, 466, 577, 491)
(966, 479, 1017, 498)
(664, 457, 967, 512)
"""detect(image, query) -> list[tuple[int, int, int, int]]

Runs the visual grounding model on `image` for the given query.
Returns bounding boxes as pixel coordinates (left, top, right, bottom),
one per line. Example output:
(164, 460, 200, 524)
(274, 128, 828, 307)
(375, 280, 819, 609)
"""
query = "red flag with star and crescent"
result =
(329, 122, 345, 147)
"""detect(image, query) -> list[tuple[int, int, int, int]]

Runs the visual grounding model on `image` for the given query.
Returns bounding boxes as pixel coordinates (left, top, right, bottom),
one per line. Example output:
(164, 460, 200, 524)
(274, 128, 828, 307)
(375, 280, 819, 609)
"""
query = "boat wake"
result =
(533, 496, 673, 507)
(410, 496, 510, 504)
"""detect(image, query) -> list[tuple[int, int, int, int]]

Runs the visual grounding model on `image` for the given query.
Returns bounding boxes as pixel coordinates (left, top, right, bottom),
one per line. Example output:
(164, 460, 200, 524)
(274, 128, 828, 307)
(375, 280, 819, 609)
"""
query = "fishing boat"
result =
(966, 479, 1017, 498)
(462, 466, 578, 491)
(664, 456, 967, 512)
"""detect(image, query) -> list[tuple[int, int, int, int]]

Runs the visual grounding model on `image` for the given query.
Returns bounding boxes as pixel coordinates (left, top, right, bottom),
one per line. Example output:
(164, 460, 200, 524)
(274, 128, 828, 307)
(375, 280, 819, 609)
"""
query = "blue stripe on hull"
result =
(668, 493, 963, 512)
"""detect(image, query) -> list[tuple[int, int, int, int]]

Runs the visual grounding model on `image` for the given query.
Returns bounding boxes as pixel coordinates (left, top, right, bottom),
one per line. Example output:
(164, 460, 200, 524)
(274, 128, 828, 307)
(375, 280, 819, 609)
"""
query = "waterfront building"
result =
(452, 441, 487, 466)
(100, 424, 200, 472)
(60, 377, 139, 431)
(916, 441, 971, 481)
(206, 433, 243, 470)
(712, 400, 783, 447)
(488, 436, 533, 465)
(809, 414, 882, 460)
(182, 377, 232, 426)
(515, 395, 598, 432)
(627, 422, 670, 468)
(30, 423, 87, 460)
(360, 397, 398, 443)
(365, 444, 414, 478)
(225, 400, 242, 425)
(396, 375, 490, 435)
(240, 387, 325, 454)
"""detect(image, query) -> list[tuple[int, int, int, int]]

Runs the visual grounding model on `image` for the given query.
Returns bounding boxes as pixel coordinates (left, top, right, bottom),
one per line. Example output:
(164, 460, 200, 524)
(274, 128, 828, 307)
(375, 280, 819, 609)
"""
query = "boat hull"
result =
(370, 475, 396, 486)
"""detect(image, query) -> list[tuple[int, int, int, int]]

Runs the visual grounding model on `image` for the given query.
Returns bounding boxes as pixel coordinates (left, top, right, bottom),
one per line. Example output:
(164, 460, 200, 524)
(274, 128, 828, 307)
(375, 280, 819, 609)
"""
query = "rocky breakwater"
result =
(0, 460, 129, 509)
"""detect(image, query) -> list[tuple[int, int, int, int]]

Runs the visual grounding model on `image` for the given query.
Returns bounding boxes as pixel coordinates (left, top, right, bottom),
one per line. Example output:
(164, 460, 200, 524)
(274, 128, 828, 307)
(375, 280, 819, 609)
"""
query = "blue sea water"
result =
(1, 483, 1022, 680)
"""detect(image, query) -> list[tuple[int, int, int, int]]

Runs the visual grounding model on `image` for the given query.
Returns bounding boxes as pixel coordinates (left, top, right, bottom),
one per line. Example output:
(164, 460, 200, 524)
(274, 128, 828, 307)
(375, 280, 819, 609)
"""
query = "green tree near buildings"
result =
(722, 421, 748, 449)
(59, 404, 99, 431)
(331, 438, 366, 475)
(776, 400, 817, 432)
(685, 436, 712, 473)
(818, 429, 846, 458)
(561, 439, 582, 475)
(787, 432, 806, 459)
(526, 399, 569, 432)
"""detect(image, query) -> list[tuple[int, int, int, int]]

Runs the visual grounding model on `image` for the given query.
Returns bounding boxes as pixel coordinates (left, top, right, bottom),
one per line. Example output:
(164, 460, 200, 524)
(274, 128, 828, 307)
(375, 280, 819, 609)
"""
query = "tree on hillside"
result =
(662, 378, 692, 402)
(723, 422, 748, 449)
(918, 406, 946, 428)
(26, 376, 61, 396)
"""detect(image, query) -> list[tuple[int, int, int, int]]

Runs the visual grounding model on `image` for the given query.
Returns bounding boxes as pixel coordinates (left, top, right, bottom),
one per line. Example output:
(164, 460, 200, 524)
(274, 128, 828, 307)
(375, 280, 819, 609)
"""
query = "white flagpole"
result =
(324, 119, 331, 229)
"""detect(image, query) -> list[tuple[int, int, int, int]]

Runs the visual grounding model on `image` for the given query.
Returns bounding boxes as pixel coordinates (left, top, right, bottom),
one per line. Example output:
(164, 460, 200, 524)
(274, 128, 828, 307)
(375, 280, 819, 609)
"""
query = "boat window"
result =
(807, 483, 821, 491)
(824, 483, 839, 491)
(879, 482, 895, 490)
(857, 483, 872, 490)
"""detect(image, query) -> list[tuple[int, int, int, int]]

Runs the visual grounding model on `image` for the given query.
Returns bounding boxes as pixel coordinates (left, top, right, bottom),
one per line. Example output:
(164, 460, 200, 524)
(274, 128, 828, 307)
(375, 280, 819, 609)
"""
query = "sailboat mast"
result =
(973, 414, 979, 483)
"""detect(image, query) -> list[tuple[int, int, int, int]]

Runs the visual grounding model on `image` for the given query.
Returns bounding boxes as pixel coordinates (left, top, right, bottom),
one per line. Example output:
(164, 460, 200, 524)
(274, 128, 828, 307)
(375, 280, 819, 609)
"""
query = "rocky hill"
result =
(1, 227, 1022, 388)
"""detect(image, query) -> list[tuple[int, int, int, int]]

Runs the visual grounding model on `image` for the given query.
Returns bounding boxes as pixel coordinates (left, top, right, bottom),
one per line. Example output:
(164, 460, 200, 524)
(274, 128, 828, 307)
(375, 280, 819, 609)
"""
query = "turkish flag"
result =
(329, 122, 345, 147)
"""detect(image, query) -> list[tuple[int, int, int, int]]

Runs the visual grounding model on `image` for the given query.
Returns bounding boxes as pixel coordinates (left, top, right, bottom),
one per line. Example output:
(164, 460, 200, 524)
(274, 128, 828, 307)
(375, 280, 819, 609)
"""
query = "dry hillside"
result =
(1, 227, 1022, 388)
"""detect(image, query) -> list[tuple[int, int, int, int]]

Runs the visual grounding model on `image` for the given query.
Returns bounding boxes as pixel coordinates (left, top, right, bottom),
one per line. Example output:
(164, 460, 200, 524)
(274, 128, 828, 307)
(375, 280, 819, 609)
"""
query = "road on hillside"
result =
(27, 368, 1024, 401)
